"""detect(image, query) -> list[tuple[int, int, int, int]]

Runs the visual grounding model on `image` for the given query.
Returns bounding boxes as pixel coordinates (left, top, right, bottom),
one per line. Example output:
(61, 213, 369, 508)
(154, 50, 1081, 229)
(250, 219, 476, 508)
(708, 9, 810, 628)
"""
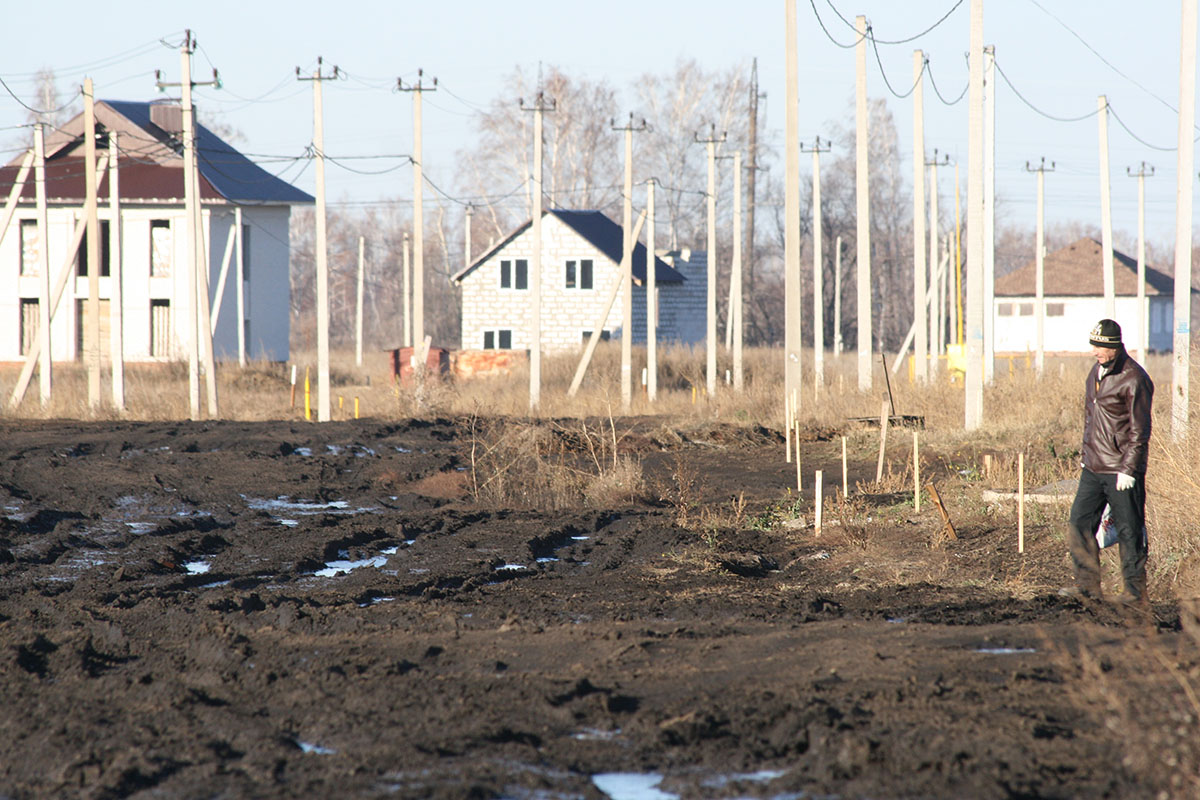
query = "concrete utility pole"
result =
(802, 137, 830, 391)
(1128, 162, 1155, 360)
(402, 232, 411, 348)
(298, 57, 339, 423)
(1027, 158, 1054, 374)
(834, 236, 843, 356)
(855, 14, 872, 393)
(745, 58, 763, 324)
(108, 133, 124, 411)
(399, 69, 437, 366)
(355, 235, 365, 368)
(646, 178, 658, 401)
(235, 207, 245, 366)
(1098, 95, 1115, 318)
(731, 153, 744, 391)
(927, 149, 948, 373)
(696, 123, 726, 397)
(522, 90, 555, 410)
(83, 78, 101, 410)
(784, 0, 803, 408)
(1172, 0, 1197, 439)
(33, 124, 51, 405)
(464, 204, 473, 272)
(912, 51, 928, 383)
(158, 32, 218, 419)
(965, 0, 984, 430)
(614, 113, 646, 412)
(983, 45, 996, 384)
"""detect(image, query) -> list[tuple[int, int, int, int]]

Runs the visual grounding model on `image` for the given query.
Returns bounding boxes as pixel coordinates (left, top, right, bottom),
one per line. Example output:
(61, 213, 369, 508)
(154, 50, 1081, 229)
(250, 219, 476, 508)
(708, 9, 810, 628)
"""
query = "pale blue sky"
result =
(2, 1, 1196, 252)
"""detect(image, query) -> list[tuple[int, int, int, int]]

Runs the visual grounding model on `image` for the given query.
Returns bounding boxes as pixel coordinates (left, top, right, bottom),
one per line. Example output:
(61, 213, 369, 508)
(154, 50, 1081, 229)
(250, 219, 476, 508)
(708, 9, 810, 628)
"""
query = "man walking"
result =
(1063, 319, 1154, 608)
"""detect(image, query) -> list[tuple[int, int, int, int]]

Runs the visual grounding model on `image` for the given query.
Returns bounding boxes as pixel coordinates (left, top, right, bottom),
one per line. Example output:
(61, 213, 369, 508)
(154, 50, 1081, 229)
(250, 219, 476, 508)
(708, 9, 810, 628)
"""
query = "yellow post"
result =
(354, 396, 360, 419)
(339, 395, 344, 411)
(1018, 452, 1025, 554)
(304, 366, 312, 421)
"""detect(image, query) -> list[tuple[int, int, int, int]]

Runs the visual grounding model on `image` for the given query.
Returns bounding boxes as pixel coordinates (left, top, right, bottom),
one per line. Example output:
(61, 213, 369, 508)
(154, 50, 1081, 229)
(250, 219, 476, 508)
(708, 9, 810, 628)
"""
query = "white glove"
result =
(1116, 472, 1135, 491)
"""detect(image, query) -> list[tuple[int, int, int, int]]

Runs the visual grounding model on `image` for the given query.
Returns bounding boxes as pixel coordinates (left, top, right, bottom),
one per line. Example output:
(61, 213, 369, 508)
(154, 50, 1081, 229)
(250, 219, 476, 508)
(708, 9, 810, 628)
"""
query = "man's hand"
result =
(1116, 472, 1136, 491)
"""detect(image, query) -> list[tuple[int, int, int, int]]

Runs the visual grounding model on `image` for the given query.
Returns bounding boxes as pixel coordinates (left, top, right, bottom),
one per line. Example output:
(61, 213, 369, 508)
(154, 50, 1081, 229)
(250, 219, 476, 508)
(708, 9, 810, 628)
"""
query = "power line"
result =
(926, 58, 967, 105)
(993, 59, 1098, 123)
(808, 0, 867, 49)
(869, 31, 926, 99)
(1107, 104, 1180, 153)
(0, 74, 80, 115)
(822, 0, 964, 45)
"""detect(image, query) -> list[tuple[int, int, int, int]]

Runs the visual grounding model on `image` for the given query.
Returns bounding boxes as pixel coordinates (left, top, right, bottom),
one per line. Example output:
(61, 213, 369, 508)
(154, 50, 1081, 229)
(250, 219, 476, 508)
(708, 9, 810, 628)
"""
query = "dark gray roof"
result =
(453, 209, 683, 284)
(104, 100, 314, 205)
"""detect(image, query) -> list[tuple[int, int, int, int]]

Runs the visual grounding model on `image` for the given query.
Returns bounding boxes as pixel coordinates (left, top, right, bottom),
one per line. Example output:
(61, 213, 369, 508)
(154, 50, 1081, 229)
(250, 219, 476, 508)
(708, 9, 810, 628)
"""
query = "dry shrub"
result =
(1147, 426, 1200, 596)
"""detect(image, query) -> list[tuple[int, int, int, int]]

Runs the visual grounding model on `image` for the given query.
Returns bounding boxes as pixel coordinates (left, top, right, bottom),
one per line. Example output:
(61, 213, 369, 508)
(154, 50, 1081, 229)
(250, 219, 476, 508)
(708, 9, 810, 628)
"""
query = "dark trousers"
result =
(1066, 468, 1148, 598)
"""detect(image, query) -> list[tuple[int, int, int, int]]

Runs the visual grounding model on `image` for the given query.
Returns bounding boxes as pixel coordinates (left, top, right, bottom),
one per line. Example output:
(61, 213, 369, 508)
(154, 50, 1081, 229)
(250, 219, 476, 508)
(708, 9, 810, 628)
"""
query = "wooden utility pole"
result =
(855, 14, 872, 393)
(732, 152, 744, 391)
(1128, 162, 1154, 360)
(399, 69, 436, 368)
(235, 207, 245, 366)
(697, 124, 726, 397)
(647, 178, 658, 401)
(834, 236, 843, 356)
(965, 0, 984, 430)
(802, 138, 830, 391)
(522, 91, 554, 410)
(1027, 158, 1054, 374)
(745, 59, 762, 325)
(299, 57, 339, 423)
(402, 232, 412, 348)
(83, 78, 101, 410)
(1173, 0, 1197, 439)
(1098, 95, 1115, 318)
(33, 124, 51, 404)
(614, 113, 646, 412)
(784, 1, 803, 406)
(355, 235, 365, 368)
(108, 133, 124, 411)
(912, 51, 928, 383)
(984, 45, 996, 384)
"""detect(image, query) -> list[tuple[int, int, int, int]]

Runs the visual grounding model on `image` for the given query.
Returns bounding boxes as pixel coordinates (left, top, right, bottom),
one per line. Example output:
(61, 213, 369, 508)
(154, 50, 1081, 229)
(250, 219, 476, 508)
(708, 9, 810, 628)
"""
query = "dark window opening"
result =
(580, 259, 593, 290)
(77, 220, 111, 277)
(565, 260, 577, 288)
(515, 260, 528, 290)
(500, 260, 512, 288)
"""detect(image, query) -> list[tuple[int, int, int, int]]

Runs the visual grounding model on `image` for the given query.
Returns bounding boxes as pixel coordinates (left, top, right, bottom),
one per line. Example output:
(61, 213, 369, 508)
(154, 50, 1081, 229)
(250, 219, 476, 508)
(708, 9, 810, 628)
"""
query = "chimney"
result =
(149, 102, 183, 134)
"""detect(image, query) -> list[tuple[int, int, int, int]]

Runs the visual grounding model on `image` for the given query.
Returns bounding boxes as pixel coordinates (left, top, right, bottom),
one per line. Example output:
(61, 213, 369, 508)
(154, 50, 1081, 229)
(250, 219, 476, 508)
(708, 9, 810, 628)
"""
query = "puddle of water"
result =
(124, 522, 157, 534)
(316, 556, 388, 578)
(592, 773, 677, 800)
(245, 496, 377, 517)
(702, 770, 786, 788)
(200, 579, 232, 589)
(536, 557, 559, 564)
(495, 563, 526, 572)
(359, 596, 395, 607)
(886, 617, 907, 624)
(381, 546, 398, 555)
(974, 647, 1037, 655)
(293, 447, 313, 457)
(394, 446, 412, 454)
(572, 727, 621, 741)
(570, 535, 590, 541)
(296, 740, 335, 755)
(183, 560, 211, 575)
(278, 519, 299, 527)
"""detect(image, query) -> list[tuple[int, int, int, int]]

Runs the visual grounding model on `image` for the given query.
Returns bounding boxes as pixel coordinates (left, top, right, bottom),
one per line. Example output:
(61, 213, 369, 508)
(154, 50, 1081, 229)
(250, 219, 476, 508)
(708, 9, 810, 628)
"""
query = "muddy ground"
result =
(0, 417, 1197, 799)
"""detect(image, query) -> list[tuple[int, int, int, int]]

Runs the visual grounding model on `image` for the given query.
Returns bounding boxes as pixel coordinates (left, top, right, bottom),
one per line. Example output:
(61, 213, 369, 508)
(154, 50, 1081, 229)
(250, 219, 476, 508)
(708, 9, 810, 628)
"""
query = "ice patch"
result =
(974, 647, 1037, 655)
(495, 563, 525, 571)
(279, 519, 299, 527)
(296, 740, 335, 755)
(244, 496, 376, 516)
(536, 557, 559, 563)
(125, 522, 157, 534)
(592, 773, 677, 800)
(360, 596, 395, 607)
(183, 560, 211, 575)
(572, 727, 621, 741)
(394, 446, 412, 453)
(381, 546, 398, 555)
(571, 535, 590, 541)
(316, 556, 388, 578)
(293, 447, 313, 457)
(702, 770, 785, 788)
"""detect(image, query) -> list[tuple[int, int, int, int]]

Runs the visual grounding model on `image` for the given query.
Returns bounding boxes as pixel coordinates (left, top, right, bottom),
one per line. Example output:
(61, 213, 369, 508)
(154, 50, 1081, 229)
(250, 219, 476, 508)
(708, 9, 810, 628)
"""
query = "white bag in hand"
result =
(1096, 505, 1119, 549)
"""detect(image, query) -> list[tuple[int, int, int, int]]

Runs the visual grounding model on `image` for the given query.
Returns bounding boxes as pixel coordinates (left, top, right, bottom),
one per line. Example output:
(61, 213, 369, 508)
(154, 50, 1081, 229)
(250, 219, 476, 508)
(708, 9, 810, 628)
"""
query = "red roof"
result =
(0, 158, 222, 205)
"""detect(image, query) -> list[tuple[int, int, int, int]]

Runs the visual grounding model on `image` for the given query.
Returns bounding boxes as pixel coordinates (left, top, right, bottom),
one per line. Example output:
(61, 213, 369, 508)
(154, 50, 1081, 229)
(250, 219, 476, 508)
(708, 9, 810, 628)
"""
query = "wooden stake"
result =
(926, 481, 958, 540)
(913, 430, 920, 512)
(1018, 452, 1025, 554)
(983, 453, 993, 481)
(795, 419, 802, 492)
(785, 390, 793, 463)
(842, 435, 848, 496)
(875, 399, 889, 483)
(815, 470, 823, 535)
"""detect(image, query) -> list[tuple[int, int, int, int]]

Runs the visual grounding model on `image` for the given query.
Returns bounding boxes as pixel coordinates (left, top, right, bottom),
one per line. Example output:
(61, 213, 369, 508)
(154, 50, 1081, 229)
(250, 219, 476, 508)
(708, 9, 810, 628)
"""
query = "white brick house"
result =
(452, 209, 704, 352)
(0, 100, 312, 365)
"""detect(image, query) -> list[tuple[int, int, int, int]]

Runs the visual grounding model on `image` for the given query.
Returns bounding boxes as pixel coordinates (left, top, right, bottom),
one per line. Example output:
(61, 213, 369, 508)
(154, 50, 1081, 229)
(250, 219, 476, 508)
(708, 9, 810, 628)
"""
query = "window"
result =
(499, 259, 527, 289)
(998, 303, 1013, 316)
(1018, 303, 1034, 316)
(581, 330, 611, 342)
(565, 259, 593, 289)
(150, 220, 171, 277)
(19, 299, 38, 355)
(482, 329, 512, 350)
(1046, 302, 1065, 317)
(150, 299, 171, 358)
(77, 220, 111, 277)
(19, 220, 38, 276)
(75, 298, 110, 361)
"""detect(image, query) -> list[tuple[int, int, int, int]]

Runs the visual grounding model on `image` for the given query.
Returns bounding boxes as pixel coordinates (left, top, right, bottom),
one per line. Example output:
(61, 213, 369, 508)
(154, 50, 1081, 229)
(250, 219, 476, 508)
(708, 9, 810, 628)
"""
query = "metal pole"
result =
(356, 235, 365, 368)
(913, 51, 927, 383)
(1172, 0, 1196, 438)
(984, 45, 996, 385)
(34, 125, 51, 404)
(1098, 95, 1115, 318)
(965, 0, 984, 429)
(784, 0, 803, 406)
(83, 77, 101, 409)
(855, 14, 872, 392)
(109, 132, 124, 410)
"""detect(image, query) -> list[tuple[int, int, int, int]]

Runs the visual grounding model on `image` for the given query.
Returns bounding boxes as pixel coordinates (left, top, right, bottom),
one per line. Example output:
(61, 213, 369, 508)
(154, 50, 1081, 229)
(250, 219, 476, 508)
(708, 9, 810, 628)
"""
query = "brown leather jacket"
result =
(1081, 347, 1154, 475)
